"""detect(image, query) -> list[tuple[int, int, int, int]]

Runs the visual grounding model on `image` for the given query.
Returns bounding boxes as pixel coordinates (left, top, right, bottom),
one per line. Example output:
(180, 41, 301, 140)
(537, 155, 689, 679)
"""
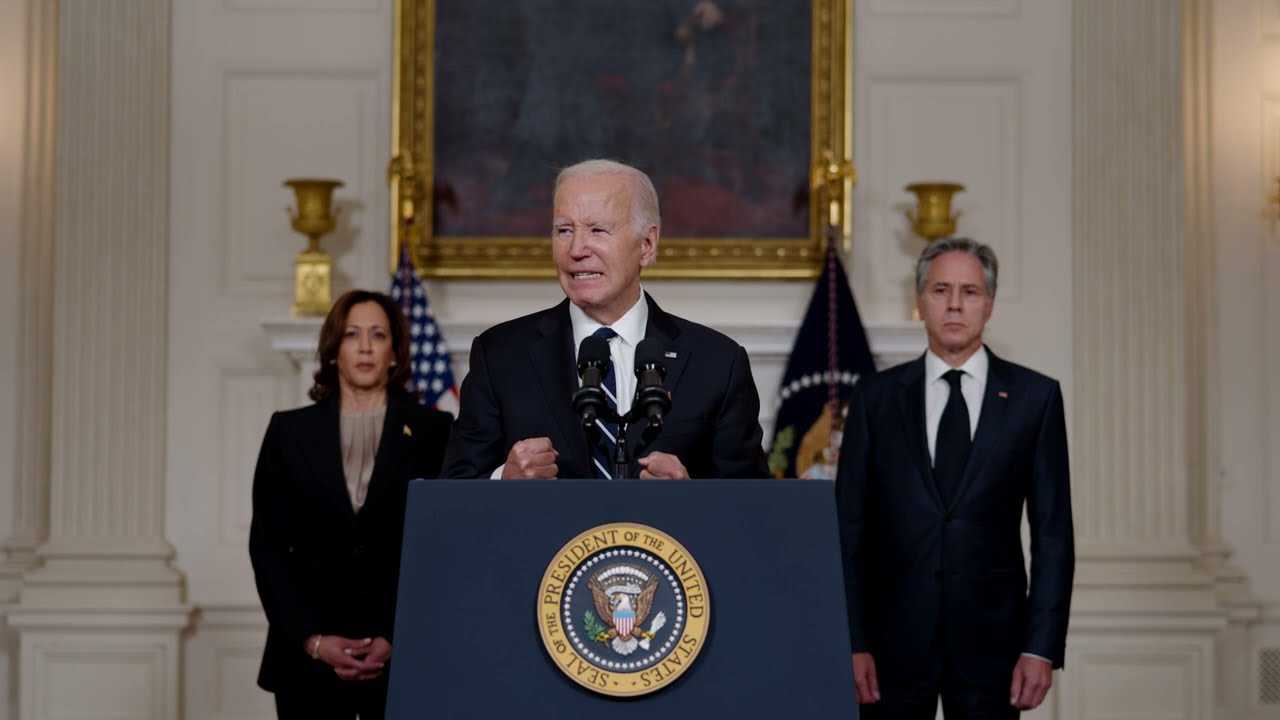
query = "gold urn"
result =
(904, 182, 965, 241)
(284, 178, 343, 317)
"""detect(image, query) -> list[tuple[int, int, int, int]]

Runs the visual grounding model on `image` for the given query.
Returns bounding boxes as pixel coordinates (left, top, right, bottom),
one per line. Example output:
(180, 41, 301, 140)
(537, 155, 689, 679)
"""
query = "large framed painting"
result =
(391, 0, 851, 279)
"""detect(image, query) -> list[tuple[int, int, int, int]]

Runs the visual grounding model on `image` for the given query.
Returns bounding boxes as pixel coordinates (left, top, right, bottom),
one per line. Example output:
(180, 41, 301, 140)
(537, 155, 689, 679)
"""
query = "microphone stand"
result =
(575, 339, 669, 479)
(612, 415, 631, 481)
(590, 405, 663, 480)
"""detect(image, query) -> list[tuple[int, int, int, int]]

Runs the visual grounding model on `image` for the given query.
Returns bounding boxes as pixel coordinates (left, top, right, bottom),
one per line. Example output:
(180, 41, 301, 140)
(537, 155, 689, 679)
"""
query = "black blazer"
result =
(835, 350, 1073, 686)
(441, 294, 769, 480)
(248, 391, 452, 693)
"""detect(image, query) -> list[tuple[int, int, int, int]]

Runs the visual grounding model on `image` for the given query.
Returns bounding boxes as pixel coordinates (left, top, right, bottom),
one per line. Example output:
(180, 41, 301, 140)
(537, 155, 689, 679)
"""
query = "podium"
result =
(386, 479, 858, 719)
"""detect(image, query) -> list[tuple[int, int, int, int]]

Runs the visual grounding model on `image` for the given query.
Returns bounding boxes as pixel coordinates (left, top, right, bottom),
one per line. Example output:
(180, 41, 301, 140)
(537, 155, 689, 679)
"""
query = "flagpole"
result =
(396, 212, 416, 318)
(824, 226, 841, 421)
(812, 150, 857, 430)
(388, 188, 461, 416)
(769, 152, 871, 479)
(811, 150, 856, 255)
(387, 148, 420, 276)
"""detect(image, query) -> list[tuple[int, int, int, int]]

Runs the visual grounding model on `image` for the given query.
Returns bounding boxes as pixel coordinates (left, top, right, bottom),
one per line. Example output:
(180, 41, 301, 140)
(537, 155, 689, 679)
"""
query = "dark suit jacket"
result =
(835, 349, 1073, 686)
(248, 390, 452, 693)
(441, 294, 769, 480)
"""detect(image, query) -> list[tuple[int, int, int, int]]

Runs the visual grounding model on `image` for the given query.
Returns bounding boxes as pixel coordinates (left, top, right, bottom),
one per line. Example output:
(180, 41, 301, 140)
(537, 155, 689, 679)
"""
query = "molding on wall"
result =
(866, 0, 1020, 19)
(10, 609, 191, 720)
(1060, 633, 1215, 720)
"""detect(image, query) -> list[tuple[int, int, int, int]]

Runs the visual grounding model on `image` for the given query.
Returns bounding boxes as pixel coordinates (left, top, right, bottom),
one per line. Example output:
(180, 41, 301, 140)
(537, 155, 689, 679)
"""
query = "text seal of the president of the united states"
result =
(537, 523, 710, 697)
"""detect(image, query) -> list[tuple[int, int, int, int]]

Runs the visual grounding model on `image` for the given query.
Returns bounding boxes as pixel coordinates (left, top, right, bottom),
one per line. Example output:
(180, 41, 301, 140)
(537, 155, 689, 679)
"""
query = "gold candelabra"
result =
(284, 178, 343, 317)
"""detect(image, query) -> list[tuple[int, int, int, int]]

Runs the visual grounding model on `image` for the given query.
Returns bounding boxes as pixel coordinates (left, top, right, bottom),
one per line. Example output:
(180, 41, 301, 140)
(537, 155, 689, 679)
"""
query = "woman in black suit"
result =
(250, 289, 452, 720)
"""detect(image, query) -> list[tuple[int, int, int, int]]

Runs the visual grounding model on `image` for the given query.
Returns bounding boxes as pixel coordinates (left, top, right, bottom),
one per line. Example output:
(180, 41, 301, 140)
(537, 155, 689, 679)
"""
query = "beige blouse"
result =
(339, 406, 386, 512)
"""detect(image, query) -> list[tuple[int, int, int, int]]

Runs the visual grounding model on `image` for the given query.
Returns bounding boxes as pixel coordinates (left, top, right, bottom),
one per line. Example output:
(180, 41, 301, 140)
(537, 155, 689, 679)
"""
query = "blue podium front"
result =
(386, 479, 858, 719)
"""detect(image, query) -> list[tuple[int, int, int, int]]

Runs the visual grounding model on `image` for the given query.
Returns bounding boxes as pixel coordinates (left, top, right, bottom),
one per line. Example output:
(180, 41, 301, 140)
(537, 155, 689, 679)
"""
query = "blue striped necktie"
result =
(591, 327, 619, 479)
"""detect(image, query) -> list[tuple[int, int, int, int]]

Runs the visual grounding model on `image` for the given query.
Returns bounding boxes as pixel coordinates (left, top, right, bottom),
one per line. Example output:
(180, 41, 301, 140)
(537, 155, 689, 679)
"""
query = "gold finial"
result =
(811, 150, 857, 249)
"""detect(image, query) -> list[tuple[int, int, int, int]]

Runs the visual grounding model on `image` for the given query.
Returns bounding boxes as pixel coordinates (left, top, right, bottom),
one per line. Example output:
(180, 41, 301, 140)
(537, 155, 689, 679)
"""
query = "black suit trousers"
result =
(862, 617, 1019, 720)
(274, 674, 388, 720)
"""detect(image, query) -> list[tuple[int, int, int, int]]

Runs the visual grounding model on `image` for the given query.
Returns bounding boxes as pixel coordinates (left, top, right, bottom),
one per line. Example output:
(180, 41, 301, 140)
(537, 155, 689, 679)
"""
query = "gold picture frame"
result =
(390, 0, 851, 279)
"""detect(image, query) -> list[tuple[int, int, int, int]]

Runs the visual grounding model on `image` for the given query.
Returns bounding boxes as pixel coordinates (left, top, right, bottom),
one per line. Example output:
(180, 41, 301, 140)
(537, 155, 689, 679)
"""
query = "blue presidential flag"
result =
(390, 248, 460, 416)
(768, 244, 875, 479)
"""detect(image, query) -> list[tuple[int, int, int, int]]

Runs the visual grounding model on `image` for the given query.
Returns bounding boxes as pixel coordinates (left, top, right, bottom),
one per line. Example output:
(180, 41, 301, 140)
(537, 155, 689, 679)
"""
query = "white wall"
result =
(0, 0, 28, 718)
(1215, 0, 1280, 605)
(851, 0, 1073, 390)
(1212, 1, 1280, 717)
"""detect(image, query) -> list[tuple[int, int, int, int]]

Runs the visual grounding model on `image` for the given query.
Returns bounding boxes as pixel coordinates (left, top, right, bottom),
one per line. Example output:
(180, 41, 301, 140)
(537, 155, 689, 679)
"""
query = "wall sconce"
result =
(904, 182, 965, 241)
(284, 178, 343, 317)
(1269, 177, 1280, 236)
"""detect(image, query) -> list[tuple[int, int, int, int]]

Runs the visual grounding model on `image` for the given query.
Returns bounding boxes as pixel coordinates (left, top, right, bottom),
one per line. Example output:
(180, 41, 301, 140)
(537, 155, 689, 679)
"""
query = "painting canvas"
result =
(392, 0, 851, 278)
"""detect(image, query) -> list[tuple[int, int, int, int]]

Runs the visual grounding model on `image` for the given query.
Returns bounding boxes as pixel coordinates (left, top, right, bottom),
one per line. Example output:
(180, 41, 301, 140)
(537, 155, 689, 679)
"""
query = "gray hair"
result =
(553, 159, 661, 237)
(914, 237, 999, 298)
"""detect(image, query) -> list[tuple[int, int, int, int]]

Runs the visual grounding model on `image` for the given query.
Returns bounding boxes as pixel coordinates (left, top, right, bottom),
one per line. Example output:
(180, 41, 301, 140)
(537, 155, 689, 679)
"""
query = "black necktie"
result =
(933, 369, 971, 505)
(590, 327, 619, 479)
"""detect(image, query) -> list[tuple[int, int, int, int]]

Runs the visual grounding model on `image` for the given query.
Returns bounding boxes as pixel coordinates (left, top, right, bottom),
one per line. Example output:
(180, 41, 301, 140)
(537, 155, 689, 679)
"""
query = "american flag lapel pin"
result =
(664, 351, 677, 358)
(403, 424, 412, 437)
(997, 391, 1009, 399)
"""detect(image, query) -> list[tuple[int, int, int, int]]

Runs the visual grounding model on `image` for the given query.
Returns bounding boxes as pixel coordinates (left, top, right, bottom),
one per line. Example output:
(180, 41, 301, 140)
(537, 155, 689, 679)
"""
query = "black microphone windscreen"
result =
(635, 338, 665, 368)
(578, 335, 611, 367)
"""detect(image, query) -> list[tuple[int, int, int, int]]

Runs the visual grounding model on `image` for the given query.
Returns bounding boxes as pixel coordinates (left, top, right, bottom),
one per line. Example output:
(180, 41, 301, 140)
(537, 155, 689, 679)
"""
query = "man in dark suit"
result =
(441, 159, 769, 480)
(836, 237, 1074, 718)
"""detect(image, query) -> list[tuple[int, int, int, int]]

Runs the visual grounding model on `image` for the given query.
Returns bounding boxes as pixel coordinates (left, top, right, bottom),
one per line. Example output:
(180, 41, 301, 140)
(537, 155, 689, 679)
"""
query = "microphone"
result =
(571, 335, 611, 428)
(633, 338, 672, 430)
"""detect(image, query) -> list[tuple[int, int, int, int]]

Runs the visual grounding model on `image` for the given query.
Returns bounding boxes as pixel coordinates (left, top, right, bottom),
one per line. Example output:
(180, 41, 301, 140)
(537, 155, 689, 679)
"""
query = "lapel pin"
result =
(664, 351, 677, 358)
(997, 391, 1008, 399)
(403, 424, 413, 437)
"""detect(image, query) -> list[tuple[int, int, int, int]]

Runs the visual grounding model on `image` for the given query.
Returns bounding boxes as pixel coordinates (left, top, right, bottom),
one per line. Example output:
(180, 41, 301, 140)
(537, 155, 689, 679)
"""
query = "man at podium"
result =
(441, 159, 769, 481)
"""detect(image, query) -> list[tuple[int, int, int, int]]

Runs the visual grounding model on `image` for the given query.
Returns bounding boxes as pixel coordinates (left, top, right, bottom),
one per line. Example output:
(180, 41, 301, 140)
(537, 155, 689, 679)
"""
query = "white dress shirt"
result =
(924, 346, 988, 466)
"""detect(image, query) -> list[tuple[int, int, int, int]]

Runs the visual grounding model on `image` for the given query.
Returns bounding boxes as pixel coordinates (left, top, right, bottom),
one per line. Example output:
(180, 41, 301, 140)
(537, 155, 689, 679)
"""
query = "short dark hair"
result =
(914, 237, 999, 298)
(309, 290, 413, 402)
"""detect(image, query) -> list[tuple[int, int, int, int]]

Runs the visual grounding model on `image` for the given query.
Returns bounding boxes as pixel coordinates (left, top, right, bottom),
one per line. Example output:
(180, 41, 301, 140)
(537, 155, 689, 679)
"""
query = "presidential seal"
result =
(537, 523, 710, 697)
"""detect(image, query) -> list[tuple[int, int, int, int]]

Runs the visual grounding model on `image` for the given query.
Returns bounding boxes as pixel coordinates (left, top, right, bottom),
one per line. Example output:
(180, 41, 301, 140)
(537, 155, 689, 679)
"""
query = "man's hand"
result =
(502, 437, 558, 479)
(637, 452, 689, 479)
(1009, 655, 1052, 710)
(852, 652, 880, 704)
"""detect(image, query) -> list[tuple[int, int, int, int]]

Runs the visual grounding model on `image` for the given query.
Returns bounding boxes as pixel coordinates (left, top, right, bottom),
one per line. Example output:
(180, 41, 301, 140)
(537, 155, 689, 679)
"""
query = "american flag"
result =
(390, 248, 460, 416)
